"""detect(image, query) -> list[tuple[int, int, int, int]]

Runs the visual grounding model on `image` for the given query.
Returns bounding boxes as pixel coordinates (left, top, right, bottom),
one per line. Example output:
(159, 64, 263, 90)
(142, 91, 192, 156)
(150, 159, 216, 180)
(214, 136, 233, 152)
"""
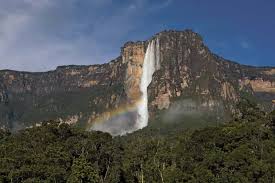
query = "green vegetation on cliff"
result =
(0, 101, 275, 182)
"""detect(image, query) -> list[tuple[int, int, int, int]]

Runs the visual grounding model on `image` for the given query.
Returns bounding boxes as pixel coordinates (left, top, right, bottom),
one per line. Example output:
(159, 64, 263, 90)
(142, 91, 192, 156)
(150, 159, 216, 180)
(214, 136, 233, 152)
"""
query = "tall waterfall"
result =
(136, 39, 160, 129)
(91, 38, 160, 136)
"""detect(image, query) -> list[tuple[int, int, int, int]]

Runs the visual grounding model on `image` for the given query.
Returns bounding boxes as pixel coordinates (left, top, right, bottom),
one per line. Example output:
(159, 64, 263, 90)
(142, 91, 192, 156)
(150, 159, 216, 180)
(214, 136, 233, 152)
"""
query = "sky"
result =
(0, 0, 274, 71)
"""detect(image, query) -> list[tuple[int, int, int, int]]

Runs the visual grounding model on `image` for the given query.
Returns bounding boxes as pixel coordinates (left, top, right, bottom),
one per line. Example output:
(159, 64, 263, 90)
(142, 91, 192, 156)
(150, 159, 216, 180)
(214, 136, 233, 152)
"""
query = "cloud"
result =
(148, 0, 173, 12)
(240, 40, 250, 49)
(0, 0, 155, 71)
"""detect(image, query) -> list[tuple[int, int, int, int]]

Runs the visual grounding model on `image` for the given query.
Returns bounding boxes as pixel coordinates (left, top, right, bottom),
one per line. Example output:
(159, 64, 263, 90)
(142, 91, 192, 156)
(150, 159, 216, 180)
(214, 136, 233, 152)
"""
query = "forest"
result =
(0, 99, 275, 183)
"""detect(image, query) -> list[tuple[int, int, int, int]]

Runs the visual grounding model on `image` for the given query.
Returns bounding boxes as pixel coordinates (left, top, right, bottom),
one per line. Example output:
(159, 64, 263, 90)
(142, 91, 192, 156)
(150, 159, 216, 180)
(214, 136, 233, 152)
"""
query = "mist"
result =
(162, 99, 226, 124)
(91, 111, 139, 136)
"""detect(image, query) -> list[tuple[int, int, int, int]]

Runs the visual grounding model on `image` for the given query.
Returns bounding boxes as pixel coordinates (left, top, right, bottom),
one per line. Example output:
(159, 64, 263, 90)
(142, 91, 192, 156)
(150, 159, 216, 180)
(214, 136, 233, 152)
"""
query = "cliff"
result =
(0, 30, 274, 132)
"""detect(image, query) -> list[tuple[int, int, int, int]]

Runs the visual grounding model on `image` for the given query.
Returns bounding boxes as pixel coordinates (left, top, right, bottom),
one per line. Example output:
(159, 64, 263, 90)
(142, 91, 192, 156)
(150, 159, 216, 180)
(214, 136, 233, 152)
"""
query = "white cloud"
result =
(148, 0, 173, 11)
(0, 0, 171, 71)
(240, 40, 250, 49)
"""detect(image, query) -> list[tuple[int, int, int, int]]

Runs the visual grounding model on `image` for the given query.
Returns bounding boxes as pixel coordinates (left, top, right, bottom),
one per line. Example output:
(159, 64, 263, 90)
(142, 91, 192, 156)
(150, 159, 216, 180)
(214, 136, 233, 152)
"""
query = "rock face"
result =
(240, 78, 275, 93)
(147, 31, 275, 122)
(0, 30, 274, 131)
(122, 41, 146, 103)
(0, 60, 129, 129)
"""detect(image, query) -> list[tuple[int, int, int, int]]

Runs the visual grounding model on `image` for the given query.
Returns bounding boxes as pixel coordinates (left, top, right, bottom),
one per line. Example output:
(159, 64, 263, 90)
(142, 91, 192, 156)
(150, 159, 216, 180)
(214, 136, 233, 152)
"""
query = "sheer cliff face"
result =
(150, 31, 275, 116)
(122, 41, 146, 104)
(0, 30, 274, 131)
(148, 31, 232, 112)
(0, 60, 129, 129)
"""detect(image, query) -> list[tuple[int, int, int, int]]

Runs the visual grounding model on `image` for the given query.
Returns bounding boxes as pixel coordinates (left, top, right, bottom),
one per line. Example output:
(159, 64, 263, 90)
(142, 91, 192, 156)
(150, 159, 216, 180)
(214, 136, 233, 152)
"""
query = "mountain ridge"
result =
(0, 29, 274, 134)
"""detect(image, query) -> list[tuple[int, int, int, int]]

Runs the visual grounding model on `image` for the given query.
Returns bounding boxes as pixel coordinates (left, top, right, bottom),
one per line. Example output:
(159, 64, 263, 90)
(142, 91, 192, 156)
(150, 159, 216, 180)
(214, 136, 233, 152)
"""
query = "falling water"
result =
(91, 39, 160, 136)
(136, 39, 160, 129)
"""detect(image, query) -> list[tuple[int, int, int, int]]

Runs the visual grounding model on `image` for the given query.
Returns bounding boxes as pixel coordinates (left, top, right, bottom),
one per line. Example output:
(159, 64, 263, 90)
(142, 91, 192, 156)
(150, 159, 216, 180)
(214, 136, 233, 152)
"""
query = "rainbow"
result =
(86, 99, 142, 130)
(87, 38, 160, 135)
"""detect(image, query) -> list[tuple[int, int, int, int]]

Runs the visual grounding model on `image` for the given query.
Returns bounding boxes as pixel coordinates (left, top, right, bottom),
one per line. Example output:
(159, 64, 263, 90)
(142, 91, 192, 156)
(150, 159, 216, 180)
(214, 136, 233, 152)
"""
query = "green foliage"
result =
(68, 153, 99, 183)
(0, 129, 10, 140)
(0, 107, 275, 182)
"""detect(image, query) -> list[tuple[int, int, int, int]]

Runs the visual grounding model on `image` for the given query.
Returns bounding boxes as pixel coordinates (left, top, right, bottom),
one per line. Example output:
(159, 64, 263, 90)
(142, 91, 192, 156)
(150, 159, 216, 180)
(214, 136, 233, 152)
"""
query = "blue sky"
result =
(0, 0, 274, 71)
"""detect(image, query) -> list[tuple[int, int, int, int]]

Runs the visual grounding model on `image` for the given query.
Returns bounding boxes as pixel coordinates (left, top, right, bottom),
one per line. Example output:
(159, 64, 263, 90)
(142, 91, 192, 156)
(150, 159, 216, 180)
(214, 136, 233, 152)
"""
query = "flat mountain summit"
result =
(0, 30, 274, 133)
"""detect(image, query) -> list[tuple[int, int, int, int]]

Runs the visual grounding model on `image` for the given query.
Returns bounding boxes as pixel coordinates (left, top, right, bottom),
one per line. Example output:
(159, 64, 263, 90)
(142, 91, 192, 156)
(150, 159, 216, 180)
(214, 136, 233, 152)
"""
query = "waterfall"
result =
(136, 39, 160, 129)
(90, 38, 160, 136)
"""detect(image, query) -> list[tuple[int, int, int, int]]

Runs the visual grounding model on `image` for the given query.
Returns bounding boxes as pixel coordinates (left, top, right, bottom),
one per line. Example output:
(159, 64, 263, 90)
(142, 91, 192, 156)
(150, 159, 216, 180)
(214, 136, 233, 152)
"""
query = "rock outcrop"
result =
(0, 30, 274, 131)
(122, 41, 146, 103)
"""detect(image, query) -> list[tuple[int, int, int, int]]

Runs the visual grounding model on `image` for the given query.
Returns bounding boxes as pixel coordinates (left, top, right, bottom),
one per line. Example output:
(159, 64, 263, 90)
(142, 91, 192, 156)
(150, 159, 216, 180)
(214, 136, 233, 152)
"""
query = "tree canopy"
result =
(0, 104, 274, 182)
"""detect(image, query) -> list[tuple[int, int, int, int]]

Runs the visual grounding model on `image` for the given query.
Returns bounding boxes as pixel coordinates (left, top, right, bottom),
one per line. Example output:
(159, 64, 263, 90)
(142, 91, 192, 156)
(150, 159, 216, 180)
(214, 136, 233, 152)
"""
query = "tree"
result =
(67, 153, 100, 183)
